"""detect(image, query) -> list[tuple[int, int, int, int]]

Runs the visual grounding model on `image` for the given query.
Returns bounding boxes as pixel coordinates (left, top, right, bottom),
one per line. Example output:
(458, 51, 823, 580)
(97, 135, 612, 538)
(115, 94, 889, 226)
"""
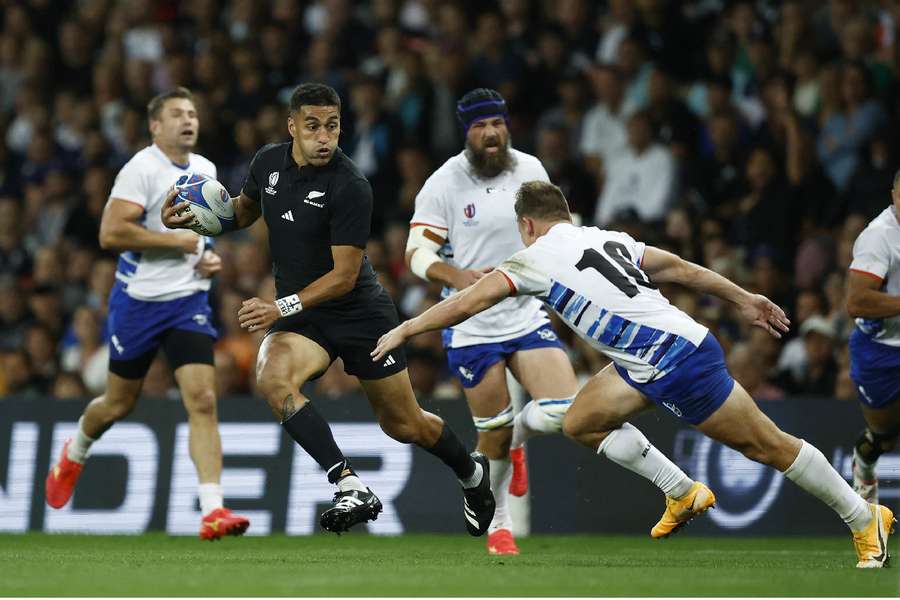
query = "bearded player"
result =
(406, 89, 701, 555)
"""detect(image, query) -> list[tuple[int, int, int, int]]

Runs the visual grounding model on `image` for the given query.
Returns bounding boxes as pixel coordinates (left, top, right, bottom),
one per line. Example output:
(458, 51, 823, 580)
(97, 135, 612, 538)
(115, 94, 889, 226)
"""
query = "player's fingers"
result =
(772, 315, 790, 332)
(478, 266, 494, 273)
(162, 187, 178, 208)
(238, 305, 258, 320)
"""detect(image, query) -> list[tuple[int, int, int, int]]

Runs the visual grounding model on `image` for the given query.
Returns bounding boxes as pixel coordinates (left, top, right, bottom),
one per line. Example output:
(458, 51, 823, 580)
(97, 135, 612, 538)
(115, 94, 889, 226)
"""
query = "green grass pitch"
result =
(1, 533, 897, 596)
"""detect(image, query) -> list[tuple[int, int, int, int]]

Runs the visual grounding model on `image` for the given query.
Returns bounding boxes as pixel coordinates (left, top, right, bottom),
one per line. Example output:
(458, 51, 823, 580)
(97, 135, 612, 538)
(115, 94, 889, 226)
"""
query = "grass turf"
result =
(0, 533, 897, 597)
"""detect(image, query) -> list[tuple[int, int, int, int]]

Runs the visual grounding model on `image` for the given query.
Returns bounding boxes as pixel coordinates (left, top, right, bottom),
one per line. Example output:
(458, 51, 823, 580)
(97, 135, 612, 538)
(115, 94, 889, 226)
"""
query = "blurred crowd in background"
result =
(1, 0, 899, 404)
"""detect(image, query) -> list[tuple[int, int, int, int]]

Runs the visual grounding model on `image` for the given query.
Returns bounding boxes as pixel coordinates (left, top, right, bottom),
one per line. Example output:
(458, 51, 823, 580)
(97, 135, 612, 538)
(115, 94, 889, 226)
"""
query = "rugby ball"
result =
(174, 173, 235, 236)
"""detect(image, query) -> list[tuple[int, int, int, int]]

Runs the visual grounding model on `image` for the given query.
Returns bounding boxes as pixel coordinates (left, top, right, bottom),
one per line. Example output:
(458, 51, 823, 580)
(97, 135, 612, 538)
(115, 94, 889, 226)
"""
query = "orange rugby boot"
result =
(200, 507, 250, 541)
(509, 446, 528, 497)
(45, 440, 84, 509)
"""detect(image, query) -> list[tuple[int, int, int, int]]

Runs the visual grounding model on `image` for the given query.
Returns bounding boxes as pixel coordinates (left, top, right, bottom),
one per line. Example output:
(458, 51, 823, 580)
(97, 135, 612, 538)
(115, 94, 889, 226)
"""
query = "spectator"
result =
(0, 277, 27, 350)
(646, 67, 701, 159)
(52, 371, 87, 400)
(781, 315, 839, 396)
(60, 306, 108, 396)
(580, 64, 630, 185)
(727, 146, 792, 261)
(23, 323, 57, 390)
(0, 0, 895, 399)
(817, 61, 888, 192)
(691, 110, 745, 213)
(595, 110, 675, 226)
(535, 120, 596, 222)
(2, 349, 41, 398)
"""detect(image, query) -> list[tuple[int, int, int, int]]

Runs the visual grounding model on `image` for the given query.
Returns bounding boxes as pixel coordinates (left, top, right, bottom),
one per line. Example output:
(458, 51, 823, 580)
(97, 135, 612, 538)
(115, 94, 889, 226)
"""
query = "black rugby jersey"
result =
(242, 143, 380, 308)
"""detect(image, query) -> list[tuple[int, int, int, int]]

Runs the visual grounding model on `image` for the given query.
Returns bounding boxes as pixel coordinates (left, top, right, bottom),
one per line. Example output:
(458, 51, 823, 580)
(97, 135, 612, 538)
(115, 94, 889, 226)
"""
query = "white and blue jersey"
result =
(848, 206, 900, 408)
(497, 223, 733, 424)
(410, 149, 551, 349)
(106, 144, 218, 362)
(109, 144, 215, 300)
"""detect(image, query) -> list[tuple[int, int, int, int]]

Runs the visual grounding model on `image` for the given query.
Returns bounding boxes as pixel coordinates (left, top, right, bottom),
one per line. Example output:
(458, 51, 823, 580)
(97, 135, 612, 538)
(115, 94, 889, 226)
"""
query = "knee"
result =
(103, 393, 138, 421)
(380, 417, 421, 445)
(256, 363, 298, 406)
(561, 412, 583, 440)
(184, 388, 217, 419)
(562, 410, 617, 441)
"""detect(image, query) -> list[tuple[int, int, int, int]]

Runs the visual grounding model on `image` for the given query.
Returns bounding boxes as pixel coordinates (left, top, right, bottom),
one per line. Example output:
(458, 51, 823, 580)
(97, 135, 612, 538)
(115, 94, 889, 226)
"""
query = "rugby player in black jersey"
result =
(162, 83, 494, 535)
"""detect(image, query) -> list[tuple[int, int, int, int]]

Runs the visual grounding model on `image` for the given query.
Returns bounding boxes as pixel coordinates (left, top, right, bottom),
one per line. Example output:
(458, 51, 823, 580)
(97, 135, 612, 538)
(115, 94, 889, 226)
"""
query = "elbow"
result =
(336, 273, 358, 295)
(845, 296, 863, 319)
(98, 227, 119, 252)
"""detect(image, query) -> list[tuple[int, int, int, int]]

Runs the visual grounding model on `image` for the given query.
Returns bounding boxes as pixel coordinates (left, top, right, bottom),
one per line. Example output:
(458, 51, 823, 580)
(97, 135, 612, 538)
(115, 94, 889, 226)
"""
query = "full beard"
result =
(465, 138, 516, 179)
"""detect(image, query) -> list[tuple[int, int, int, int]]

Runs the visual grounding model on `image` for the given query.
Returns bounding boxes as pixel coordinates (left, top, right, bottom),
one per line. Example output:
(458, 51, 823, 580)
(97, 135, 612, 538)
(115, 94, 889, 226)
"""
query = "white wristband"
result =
(275, 294, 302, 317)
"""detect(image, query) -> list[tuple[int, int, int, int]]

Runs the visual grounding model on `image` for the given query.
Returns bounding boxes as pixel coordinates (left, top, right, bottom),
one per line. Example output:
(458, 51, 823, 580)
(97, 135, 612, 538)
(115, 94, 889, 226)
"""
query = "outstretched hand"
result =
(453, 266, 494, 289)
(371, 322, 411, 362)
(739, 293, 791, 338)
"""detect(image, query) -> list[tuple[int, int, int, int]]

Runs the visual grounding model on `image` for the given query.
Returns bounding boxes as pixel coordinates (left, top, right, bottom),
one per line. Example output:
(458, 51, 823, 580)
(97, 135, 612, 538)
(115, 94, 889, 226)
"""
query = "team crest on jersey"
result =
(462, 203, 478, 226)
(266, 171, 279, 195)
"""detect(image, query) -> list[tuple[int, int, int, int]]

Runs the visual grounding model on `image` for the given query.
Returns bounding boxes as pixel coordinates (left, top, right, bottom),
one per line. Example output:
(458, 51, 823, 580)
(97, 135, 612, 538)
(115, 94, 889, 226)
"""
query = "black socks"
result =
(282, 402, 356, 484)
(424, 423, 476, 480)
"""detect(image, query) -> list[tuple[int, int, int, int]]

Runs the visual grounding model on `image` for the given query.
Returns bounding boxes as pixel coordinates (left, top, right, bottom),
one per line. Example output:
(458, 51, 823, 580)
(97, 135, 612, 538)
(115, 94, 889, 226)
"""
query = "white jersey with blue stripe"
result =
(108, 144, 216, 301)
(496, 223, 709, 383)
(849, 206, 900, 347)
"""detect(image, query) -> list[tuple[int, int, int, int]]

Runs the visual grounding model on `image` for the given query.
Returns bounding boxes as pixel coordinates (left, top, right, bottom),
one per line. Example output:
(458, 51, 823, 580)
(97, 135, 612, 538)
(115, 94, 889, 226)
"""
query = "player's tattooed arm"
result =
(371, 271, 511, 361)
(642, 246, 791, 338)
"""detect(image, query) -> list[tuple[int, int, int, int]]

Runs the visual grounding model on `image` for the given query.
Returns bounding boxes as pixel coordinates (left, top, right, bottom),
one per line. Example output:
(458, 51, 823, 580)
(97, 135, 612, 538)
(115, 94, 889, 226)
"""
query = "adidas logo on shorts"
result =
(382, 355, 396, 367)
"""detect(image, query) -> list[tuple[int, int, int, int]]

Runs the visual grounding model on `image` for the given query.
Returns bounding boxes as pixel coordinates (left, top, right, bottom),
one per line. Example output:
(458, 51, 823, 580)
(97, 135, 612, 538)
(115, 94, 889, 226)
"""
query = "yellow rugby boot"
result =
(853, 504, 895, 568)
(651, 481, 716, 539)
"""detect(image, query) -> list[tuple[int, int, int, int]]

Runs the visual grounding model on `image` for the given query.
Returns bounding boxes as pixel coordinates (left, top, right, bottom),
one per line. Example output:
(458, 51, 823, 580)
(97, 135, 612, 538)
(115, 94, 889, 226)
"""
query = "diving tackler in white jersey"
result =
(382, 180, 895, 569)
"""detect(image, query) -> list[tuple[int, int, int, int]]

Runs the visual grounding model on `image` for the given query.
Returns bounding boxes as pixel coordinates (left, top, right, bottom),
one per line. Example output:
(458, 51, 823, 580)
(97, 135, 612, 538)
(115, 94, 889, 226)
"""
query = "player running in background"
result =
(846, 169, 900, 503)
(407, 90, 707, 555)
(376, 181, 895, 568)
(163, 83, 495, 536)
(45, 87, 250, 541)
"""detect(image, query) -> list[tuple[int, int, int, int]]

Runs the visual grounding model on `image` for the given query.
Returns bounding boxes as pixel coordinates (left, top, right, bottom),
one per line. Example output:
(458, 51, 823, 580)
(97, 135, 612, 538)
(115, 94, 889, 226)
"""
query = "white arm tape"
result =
(407, 225, 445, 281)
(275, 294, 302, 317)
(410, 247, 441, 280)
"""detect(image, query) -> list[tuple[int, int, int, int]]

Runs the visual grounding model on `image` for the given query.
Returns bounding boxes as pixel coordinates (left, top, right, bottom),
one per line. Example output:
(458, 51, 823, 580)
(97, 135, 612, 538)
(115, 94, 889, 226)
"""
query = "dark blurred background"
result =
(1, 0, 898, 405)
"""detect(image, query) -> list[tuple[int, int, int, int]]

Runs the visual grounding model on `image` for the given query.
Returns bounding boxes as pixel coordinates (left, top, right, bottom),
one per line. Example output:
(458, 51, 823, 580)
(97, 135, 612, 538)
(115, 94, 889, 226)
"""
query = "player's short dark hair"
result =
(290, 83, 341, 113)
(514, 181, 571, 222)
(147, 87, 194, 120)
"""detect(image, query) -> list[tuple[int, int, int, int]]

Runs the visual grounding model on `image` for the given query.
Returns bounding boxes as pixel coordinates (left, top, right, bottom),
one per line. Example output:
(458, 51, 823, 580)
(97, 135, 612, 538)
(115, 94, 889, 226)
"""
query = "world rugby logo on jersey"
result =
(462, 203, 478, 227)
(266, 171, 279, 195)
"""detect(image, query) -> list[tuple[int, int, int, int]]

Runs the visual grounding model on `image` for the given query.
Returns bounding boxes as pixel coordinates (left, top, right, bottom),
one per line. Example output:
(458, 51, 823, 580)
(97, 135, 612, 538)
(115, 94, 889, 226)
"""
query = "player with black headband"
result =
(162, 83, 495, 536)
(405, 89, 703, 555)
